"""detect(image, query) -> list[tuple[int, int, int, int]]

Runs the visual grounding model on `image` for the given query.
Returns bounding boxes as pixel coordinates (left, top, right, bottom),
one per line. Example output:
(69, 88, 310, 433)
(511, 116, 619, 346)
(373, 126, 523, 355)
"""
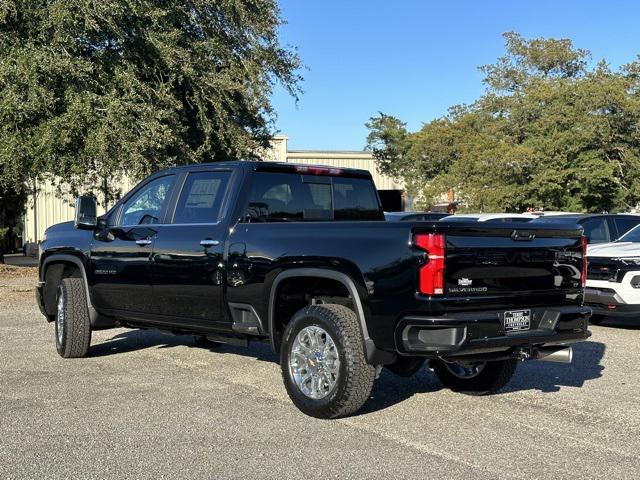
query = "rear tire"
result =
(589, 314, 605, 325)
(280, 304, 376, 419)
(432, 359, 518, 395)
(55, 278, 92, 358)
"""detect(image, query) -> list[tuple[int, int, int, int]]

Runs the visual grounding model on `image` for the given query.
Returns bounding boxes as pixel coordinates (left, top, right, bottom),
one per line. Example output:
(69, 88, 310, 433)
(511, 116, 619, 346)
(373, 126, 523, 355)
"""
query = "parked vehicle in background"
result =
(37, 161, 591, 418)
(384, 211, 449, 222)
(528, 211, 581, 216)
(585, 224, 640, 324)
(439, 213, 536, 223)
(532, 214, 640, 244)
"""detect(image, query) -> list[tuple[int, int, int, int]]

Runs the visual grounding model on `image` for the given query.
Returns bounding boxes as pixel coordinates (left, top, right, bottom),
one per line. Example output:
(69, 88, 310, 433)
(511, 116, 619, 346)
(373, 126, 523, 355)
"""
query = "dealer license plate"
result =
(504, 309, 531, 332)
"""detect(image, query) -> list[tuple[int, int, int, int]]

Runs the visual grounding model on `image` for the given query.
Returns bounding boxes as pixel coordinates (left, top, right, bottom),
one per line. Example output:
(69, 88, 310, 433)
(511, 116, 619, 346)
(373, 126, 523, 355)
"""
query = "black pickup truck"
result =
(37, 161, 591, 418)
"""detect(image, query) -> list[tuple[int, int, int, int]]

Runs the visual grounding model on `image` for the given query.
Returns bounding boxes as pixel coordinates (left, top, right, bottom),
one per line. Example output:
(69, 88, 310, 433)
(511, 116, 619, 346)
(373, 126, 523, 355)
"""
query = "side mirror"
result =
(74, 196, 98, 229)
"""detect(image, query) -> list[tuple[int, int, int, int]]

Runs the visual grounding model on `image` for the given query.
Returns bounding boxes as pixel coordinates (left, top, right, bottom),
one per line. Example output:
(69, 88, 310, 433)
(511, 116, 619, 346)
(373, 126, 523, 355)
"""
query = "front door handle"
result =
(136, 238, 152, 246)
(200, 239, 220, 247)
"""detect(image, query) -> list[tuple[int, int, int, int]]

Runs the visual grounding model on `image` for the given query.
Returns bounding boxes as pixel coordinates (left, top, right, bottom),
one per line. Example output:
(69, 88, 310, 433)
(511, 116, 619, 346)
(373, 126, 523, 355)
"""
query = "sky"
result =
(271, 0, 640, 151)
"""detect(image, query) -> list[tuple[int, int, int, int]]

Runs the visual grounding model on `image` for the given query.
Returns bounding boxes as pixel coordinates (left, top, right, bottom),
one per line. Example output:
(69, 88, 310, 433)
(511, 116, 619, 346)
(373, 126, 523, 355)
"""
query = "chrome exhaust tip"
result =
(535, 346, 573, 364)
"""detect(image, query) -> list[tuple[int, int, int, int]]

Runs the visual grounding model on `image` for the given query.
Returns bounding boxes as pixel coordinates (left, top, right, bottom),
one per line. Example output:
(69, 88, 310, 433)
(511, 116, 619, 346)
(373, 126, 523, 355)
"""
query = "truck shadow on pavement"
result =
(592, 317, 640, 330)
(502, 340, 606, 394)
(89, 330, 204, 358)
(91, 330, 606, 414)
(90, 329, 279, 362)
(359, 369, 443, 415)
(359, 340, 606, 414)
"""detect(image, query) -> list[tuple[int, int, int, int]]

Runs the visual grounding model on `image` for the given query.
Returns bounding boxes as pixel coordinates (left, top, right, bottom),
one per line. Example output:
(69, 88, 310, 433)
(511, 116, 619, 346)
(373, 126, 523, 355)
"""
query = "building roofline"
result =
(286, 150, 374, 160)
(287, 149, 371, 154)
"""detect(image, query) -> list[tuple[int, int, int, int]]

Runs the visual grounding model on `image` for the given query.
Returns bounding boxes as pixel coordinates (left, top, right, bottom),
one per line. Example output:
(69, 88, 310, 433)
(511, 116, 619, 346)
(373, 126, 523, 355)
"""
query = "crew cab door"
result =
(90, 174, 176, 314)
(151, 169, 234, 327)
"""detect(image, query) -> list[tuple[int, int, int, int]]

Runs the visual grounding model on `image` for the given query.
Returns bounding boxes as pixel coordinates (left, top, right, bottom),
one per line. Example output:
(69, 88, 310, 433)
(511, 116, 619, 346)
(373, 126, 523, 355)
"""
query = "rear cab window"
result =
(333, 177, 384, 220)
(581, 218, 610, 244)
(243, 170, 383, 222)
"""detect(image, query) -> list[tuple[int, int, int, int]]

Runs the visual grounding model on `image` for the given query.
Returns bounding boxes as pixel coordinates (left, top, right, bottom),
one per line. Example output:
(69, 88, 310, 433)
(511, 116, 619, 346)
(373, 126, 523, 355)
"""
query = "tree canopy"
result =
(0, 0, 301, 203)
(366, 32, 640, 212)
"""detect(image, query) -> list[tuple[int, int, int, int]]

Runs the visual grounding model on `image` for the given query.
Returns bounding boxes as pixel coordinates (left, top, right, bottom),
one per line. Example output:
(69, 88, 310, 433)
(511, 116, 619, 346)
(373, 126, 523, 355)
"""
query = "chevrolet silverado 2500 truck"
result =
(37, 161, 591, 418)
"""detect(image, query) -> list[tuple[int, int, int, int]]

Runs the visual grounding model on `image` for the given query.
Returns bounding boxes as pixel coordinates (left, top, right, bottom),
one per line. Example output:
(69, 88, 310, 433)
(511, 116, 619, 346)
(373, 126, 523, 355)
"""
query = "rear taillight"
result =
(415, 233, 446, 295)
(581, 235, 588, 288)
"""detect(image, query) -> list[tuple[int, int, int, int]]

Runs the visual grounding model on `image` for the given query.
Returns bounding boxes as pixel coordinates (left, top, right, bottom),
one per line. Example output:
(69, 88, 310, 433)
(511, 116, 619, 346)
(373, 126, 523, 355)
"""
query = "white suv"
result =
(585, 225, 640, 323)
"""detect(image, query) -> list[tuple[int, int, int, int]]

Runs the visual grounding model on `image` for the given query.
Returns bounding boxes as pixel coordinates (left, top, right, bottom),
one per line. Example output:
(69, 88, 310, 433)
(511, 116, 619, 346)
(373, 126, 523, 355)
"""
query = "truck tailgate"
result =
(415, 222, 585, 301)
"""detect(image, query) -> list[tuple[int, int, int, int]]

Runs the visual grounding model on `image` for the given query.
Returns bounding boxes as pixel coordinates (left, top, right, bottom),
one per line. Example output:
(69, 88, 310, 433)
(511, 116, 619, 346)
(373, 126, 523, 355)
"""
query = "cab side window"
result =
(119, 175, 175, 226)
(173, 171, 230, 224)
(244, 172, 308, 221)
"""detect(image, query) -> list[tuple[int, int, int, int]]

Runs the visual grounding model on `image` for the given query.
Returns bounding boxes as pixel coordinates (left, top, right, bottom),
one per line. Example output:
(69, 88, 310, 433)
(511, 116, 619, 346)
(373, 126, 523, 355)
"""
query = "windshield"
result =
(617, 224, 640, 242)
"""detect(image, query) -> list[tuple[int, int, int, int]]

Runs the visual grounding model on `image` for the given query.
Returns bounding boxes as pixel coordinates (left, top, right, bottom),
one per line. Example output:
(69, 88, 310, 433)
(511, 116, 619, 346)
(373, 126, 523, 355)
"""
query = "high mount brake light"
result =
(294, 165, 343, 176)
(414, 233, 446, 295)
(581, 235, 588, 288)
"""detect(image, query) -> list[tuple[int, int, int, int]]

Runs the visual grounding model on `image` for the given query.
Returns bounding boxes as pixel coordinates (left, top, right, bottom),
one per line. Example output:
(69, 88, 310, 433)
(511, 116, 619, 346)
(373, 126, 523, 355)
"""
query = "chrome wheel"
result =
(288, 326, 340, 400)
(56, 288, 65, 345)
(444, 361, 486, 379)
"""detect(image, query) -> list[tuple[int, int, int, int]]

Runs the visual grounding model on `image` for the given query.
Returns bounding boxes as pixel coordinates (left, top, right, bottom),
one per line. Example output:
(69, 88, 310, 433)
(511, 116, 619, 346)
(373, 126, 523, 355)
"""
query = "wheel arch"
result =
(41, 254, 114, 328)
(267, 268, 394, 364)
(41, 255, 90, 313)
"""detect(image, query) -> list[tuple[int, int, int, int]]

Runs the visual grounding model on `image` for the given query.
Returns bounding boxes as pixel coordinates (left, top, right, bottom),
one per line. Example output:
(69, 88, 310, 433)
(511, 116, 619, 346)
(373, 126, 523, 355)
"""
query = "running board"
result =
(205, 334, 249, 347)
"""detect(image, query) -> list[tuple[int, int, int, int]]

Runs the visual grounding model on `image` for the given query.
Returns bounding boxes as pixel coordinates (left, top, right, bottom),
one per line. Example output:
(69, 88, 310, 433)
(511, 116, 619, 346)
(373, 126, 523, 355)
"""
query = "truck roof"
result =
(163, 160, 373, 179)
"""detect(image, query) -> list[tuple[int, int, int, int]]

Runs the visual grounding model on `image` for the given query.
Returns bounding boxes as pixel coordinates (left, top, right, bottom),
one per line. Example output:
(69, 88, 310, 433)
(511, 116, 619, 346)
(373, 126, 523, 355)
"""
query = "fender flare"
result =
(267, 268, 395, 365)
(41, 254, 104, 327)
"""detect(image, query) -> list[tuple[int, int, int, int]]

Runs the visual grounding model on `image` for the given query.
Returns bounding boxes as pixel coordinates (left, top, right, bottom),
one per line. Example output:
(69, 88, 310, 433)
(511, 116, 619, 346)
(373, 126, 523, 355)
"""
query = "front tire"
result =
(55, 278, 92, 358)
(432, 359, 518, 395)
(280, 304, 376, 419)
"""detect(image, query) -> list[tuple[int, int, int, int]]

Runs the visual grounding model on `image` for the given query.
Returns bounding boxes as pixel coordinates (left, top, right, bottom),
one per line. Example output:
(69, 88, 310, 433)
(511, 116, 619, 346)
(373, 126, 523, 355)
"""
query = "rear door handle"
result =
(200, 239, 220, 247)
(136, 239, 152, 246)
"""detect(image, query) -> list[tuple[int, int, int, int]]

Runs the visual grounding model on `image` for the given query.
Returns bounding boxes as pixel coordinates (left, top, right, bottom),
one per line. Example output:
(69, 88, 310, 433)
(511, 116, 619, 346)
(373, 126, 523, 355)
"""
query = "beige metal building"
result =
(23, 135, 406, 246)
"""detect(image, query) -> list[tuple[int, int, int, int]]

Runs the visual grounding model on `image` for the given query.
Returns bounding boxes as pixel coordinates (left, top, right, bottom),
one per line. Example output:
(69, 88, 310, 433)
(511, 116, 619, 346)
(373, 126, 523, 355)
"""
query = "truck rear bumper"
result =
(395, 305, 591, 358)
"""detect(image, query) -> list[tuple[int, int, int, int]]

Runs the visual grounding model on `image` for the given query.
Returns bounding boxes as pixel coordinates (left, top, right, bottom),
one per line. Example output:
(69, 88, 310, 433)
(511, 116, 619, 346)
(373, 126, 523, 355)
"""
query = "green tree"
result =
(0, 183, 26, 258)
(367, 32, 640, 213)
(365, 113, 410, 178)
(0, 0, 302, 205)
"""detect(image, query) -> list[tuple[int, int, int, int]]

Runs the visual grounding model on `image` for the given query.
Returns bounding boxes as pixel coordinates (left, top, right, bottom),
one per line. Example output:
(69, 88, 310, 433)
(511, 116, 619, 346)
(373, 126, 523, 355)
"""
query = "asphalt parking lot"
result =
(1, 270, 639, 479)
